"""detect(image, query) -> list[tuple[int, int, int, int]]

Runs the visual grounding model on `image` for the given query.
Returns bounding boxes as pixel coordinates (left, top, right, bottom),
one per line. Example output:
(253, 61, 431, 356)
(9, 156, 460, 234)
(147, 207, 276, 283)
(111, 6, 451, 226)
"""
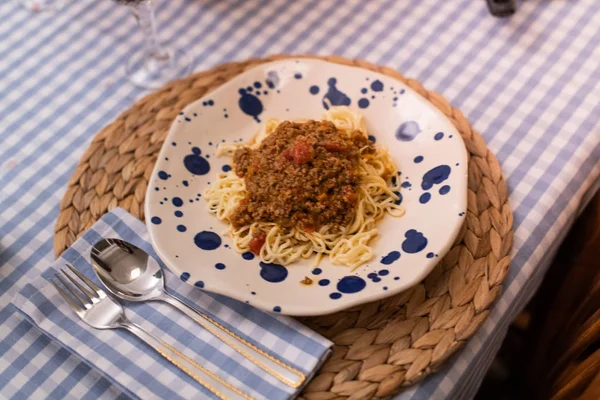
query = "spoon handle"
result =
(160, 292, 306, 388)
(119, 320, 253, 400)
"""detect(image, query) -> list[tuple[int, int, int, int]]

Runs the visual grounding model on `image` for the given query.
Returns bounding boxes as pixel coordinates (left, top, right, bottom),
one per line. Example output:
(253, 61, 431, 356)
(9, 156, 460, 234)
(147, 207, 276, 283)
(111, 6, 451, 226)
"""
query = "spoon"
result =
(90, 238, 305, 388)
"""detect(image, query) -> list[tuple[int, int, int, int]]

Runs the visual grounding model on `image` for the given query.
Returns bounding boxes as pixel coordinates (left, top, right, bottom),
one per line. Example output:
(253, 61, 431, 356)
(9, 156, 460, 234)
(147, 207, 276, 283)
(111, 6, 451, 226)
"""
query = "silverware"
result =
(52, 264, 252, 400)
(90, 238, 305, 388)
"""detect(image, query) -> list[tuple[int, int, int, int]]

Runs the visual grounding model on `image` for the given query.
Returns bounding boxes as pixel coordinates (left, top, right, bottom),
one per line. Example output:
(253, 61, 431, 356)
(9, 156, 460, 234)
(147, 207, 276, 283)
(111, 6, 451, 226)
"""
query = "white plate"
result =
(145, 59, 468, 316)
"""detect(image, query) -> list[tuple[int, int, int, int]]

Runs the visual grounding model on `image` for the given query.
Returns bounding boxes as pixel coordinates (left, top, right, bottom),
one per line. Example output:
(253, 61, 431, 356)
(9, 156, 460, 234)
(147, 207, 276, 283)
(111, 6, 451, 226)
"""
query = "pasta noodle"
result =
(204, 107, 404, 270)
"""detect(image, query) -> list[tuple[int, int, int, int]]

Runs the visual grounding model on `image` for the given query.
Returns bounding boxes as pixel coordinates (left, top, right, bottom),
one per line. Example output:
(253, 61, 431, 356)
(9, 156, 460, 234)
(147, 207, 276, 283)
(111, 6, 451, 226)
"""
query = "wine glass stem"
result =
(132, 0, 169, 61)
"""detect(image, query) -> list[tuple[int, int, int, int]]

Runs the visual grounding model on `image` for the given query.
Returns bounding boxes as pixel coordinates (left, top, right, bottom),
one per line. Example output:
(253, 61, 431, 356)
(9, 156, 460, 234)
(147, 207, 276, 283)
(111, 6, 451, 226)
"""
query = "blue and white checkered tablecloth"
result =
(1, 0, 599, 399)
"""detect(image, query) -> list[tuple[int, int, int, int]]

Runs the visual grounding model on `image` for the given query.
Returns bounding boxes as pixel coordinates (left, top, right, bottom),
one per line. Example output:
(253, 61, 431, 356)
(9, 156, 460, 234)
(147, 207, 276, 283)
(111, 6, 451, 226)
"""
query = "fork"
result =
(52, 264, 253, 400)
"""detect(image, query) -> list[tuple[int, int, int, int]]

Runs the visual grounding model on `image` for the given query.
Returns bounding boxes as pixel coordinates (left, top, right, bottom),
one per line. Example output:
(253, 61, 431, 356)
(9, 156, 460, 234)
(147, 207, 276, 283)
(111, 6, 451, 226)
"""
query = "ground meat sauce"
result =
(230, 120, 374, 246)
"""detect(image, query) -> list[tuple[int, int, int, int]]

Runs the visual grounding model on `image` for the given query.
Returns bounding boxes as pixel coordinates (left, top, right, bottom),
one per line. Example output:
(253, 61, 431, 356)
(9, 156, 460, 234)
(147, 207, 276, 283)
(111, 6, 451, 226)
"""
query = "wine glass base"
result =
(20, 0, 69, 12)
(126, 48, 193, 90)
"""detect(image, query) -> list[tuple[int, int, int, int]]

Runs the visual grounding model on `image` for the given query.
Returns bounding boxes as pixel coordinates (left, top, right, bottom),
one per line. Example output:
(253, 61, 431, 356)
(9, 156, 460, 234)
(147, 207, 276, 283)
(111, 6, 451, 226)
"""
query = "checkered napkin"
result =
(11, 208, 332, 400)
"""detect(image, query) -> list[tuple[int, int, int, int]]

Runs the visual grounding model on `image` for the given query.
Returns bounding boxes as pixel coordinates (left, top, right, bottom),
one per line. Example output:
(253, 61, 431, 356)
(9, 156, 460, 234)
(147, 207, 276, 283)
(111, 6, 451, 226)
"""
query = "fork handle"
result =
(119, 320, 253, 400)
(160, 291, 305, 388)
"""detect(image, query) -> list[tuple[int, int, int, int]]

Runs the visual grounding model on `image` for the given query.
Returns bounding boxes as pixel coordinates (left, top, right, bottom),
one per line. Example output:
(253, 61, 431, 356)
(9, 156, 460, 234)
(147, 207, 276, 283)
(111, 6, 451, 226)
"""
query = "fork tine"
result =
(60, 269, 97, 303)
(64, 263, 104, 296)
(51, 279, 85, 314)
(56, 273, 90, 307)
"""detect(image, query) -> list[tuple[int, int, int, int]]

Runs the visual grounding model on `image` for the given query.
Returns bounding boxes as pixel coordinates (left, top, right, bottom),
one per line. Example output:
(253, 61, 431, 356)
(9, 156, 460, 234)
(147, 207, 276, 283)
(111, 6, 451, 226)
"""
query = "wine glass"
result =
(117, 0, 193, 89)
(20, 0, 71, 12)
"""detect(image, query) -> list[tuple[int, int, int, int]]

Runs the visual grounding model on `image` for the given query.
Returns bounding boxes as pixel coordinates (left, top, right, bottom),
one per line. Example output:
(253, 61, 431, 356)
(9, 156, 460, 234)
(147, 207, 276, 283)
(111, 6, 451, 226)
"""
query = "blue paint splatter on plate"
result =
(419, 193, 431, 204)
(393, 191, 403, 205)
(337, 276, 366, 294)
(158, 171, 169, 180)
(402, 230, 428, 253)
(322, 78, 351, 109)
(370, 80, 384, 92)
(259, 262, 288, 283)
(238, 88, 263, 122)
(421, 165, 451, 190)
(267, 71, 280, 88)
(194, 231, 221, 250)
(381, 251, 400, 265)
(184, 147, 210, 176)
(439, 185, 451, 195)
(395, 121, 421, 141)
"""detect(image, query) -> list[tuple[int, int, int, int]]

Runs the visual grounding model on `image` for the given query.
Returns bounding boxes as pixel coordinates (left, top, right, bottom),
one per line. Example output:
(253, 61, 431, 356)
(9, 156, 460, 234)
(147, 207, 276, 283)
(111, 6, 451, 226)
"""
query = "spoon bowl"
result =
(90, 238, 164, 302)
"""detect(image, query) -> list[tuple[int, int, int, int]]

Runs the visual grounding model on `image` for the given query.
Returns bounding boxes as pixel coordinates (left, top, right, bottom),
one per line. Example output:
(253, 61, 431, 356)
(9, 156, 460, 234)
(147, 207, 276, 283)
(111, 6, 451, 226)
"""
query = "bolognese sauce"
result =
(230, 120, 374, 247)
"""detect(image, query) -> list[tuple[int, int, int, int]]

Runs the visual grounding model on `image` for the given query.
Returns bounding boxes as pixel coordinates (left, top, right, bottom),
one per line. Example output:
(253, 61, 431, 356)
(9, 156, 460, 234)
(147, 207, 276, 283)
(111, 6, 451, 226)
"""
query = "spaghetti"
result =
(204, 107, 404, 270)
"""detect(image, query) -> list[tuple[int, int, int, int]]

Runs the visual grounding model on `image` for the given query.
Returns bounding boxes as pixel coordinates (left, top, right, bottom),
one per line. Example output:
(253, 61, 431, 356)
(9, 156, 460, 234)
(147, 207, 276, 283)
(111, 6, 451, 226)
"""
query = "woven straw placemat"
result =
(54, 55, 513, 399)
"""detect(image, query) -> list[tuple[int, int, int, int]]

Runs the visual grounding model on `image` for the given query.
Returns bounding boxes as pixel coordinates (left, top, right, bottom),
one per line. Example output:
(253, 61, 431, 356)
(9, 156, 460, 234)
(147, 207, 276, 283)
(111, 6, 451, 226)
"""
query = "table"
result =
(1, 1, 599, 399)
